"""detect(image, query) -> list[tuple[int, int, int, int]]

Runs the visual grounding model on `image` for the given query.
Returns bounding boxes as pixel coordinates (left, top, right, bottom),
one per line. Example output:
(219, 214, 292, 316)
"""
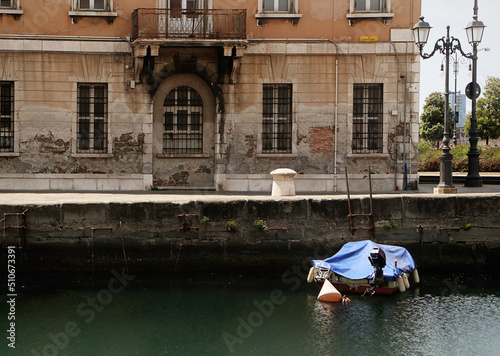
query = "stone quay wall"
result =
(2, 193, 500, 281)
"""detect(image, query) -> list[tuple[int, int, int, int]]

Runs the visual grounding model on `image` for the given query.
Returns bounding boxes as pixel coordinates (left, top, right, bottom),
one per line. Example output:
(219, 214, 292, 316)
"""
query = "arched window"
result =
(163, 86, 203, 154)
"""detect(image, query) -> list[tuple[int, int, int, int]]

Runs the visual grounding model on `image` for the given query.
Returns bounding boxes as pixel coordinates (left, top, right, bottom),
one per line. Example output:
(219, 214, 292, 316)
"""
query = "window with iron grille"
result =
(352, 84, 383, 154)
(163, 86, 203, 154)
(262, 84, 292, 154)
(77, 83, 108, 153)
(0, 82, 14, 152)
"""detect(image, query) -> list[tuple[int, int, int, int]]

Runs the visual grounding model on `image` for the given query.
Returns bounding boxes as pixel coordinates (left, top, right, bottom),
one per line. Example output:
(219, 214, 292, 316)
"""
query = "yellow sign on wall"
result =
(360, 36, 379, 42)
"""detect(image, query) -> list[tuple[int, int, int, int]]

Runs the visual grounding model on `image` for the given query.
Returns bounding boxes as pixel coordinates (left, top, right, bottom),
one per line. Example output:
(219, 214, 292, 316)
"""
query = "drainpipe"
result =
(334, 54, 339, 192)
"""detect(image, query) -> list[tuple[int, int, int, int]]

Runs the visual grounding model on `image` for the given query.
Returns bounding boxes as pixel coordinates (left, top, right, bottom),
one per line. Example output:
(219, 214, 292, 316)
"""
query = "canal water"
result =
(2, 268, 500, 356)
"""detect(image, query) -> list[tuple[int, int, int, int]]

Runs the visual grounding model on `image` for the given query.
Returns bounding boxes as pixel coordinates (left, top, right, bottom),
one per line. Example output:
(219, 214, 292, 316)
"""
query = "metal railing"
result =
(132, 8, 246, 41)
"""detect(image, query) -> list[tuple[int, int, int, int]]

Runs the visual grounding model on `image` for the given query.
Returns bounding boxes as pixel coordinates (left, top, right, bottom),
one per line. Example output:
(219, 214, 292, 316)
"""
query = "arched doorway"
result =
(152, 73, 216, 188)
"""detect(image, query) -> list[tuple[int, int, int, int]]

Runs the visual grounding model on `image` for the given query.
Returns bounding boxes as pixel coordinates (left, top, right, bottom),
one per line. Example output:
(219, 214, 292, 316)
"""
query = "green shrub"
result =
(253, 219, 266, 230)
(418, 141, 500, 172)
(226, 220, 237, 232)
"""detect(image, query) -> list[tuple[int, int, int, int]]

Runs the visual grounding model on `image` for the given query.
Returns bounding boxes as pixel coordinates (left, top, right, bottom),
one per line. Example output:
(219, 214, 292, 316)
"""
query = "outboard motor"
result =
(368, 247, 386, 288)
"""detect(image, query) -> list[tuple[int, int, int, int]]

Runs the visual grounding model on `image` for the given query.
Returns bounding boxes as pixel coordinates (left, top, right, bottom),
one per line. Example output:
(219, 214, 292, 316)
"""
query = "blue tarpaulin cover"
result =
(312, 240, 416, 281)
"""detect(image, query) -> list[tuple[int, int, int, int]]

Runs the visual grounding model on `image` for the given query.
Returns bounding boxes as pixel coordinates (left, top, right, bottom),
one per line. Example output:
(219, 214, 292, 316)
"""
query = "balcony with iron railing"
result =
(132, 8, 247, 42)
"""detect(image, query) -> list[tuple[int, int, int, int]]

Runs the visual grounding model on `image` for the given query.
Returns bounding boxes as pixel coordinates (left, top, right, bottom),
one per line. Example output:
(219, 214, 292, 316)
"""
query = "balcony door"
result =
(160, 0, 209, 37)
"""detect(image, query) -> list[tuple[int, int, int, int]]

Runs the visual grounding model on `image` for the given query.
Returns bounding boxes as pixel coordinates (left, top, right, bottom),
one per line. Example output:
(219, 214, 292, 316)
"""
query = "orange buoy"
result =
(317, 278, 342, 302)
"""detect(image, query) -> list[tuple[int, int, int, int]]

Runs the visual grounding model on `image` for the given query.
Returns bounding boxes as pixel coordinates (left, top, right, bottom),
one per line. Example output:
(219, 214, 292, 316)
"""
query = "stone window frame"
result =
(0, 0, 23, 16)
(351, 83, 384, 155)
(69, 0, 118, 23)
(255, 0, 302, 23)
(73, 83, 112, 157)
(346, 0, 394, 25)
(0, 81, 17, 157)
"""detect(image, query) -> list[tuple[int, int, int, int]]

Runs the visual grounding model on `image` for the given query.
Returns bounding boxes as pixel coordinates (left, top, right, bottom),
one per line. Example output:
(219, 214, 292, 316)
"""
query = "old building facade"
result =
(0, 0, 421, 192)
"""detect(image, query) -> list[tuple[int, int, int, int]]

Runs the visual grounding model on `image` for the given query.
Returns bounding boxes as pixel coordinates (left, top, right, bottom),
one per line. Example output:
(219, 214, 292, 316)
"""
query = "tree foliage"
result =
(420, 92, 451, 147)
(464, 76, 500, 145)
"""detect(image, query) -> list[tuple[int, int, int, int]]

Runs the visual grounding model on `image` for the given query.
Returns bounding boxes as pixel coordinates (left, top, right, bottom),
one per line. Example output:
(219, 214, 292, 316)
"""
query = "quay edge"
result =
(1, 193, 500, 285)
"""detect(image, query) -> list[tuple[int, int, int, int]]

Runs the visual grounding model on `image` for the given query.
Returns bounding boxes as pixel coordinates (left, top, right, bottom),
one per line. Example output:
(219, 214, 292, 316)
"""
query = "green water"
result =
(2, 270, 500, 356)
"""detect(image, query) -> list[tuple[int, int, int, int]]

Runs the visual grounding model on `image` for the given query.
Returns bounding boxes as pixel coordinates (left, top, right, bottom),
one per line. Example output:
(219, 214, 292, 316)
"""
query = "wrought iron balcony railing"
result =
(132, 8, 246, 41)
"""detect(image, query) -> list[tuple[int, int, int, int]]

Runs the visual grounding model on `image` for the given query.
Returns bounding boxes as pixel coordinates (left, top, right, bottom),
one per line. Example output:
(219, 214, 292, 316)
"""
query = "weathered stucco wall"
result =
(2, 194, 500, 279)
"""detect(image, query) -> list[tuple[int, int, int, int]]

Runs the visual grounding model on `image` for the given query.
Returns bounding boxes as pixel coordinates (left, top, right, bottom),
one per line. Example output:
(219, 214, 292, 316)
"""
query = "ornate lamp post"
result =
(464, 13, 486, 187)
(412, 10, 485, 193)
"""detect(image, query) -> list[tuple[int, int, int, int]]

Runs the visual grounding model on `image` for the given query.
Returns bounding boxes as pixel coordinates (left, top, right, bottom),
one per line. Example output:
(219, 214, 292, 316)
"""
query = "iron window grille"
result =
(77, 83, 108, 153)
(0, 81, 14, 152)
(352, 84, 383, 154)
(262, 84, 292, 154)
(163, 86, 203, 154)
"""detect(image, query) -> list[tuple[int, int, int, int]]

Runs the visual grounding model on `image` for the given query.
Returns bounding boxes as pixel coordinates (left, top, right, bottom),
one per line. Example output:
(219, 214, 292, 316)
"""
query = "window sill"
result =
(69, 11, 118, 24)
(72, 153, 113, 158)
(346, 12, 394, 25)
(0, 152, 19, 157)
(256, 153, 297, 159)
(0, 9, 23, 18)
(156, 153, 209, 159)
(346, 153, 389, 158)
(255, 13, 302, 25)
(255, 13, 302, 19)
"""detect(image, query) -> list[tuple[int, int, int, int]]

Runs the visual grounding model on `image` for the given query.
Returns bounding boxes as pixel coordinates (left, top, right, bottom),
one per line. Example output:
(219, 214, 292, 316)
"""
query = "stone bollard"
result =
(270, 168, 297, 196)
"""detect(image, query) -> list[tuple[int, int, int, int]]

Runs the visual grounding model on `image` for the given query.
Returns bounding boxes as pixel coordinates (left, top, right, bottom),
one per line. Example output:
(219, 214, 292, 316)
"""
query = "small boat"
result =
(308, 240, 419, 297)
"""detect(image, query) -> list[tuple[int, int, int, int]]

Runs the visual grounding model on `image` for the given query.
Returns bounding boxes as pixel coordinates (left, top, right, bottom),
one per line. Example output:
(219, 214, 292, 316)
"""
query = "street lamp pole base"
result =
(433, 186, 458, 194)
(464, 175, 483, 187)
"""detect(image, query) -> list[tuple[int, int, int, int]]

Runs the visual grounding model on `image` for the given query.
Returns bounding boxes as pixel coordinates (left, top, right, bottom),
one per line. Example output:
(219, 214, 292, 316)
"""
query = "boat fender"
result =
(397, 275, 406, 293)
(403, 273, 410, 289)
(307, 266, 315, 283)
(412, 269, 420, 284)
(317, 278, 342, 302)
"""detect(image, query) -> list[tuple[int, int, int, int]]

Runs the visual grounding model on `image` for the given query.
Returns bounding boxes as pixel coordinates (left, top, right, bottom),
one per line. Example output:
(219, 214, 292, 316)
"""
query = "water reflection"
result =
(1, 271, 500, 355)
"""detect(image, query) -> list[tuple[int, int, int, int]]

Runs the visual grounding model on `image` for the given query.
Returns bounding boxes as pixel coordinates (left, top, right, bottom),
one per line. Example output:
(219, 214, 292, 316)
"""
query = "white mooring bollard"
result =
(270, 168, 297, 196)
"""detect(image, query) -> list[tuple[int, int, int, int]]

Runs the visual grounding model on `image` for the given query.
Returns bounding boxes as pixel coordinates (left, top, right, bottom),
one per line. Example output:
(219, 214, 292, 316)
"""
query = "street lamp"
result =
(412, 11, 485, 193)
(464, 15, 486, 187)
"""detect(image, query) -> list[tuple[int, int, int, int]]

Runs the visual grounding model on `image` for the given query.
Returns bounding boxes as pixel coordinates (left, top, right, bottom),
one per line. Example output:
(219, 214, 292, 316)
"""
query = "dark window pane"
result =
(94, 0, 105, 10)
(263, 0, 274, 11)
(177, 110, 188, 131)
(190, 89, 202, 106)
(78, 86, 90, 117)
(1, 85, 11, 116)
(94, 119, 105, 150)
(355, 0, 366, 11)
(80, 0, 90, 9)
(177, 87, 189, 106)
(0, 0, 12, 8)
(165, 112, 174, 131)
(78, 118, 90, 150)
(191, 112, 201, 131)
(370, 0, 381, 11)
(278, 0, 289, 12)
